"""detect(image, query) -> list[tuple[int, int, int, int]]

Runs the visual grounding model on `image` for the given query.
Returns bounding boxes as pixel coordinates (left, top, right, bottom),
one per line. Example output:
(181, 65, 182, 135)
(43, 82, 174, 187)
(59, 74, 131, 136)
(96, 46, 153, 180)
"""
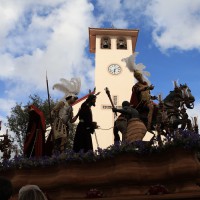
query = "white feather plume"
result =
(121, 53, 136, 72)
(53, 77, 81, 100)
(122, 52, 151, 85)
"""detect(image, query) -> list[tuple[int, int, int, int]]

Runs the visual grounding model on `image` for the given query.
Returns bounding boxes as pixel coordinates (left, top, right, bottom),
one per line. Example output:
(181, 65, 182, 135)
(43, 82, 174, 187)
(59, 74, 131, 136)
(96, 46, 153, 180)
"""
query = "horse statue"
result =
(156, 82, 195, 133)
(112, 82, 196, 145)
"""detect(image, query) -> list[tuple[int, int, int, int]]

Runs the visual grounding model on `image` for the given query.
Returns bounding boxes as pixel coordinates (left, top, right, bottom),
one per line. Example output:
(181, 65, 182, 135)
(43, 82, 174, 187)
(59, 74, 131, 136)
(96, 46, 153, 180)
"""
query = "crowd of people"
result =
(0, 176, 50, 200)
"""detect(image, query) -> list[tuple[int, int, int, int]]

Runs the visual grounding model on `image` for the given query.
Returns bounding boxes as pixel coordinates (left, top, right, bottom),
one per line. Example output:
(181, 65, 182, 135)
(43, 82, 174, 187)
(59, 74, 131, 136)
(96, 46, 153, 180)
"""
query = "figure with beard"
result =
(73, 94, 99, 153)
(24, 105, 46, 158)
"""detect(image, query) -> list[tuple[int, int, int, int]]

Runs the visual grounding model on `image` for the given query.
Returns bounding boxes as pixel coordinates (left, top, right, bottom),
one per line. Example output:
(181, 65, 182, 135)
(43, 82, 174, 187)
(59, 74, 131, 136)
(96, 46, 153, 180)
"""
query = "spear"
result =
(46, 71, 55, 142)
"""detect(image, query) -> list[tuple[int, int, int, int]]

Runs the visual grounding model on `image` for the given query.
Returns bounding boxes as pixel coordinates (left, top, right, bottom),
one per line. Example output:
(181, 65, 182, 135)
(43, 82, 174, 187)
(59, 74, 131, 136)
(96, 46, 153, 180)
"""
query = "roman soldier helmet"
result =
(65, 95, 78, 101)
(133, 69, 142, 78)
(53, 77, 81, 102)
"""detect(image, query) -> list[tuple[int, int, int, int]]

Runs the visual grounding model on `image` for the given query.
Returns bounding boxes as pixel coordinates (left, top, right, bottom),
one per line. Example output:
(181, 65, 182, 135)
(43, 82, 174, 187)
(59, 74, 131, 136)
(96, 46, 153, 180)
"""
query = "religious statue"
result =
(112, 101, 147, 143)
(73, 90, 100, 153)
(24, 105, 46, 158)
(48, 77, 81, 153)
(122, 52, 157, 131)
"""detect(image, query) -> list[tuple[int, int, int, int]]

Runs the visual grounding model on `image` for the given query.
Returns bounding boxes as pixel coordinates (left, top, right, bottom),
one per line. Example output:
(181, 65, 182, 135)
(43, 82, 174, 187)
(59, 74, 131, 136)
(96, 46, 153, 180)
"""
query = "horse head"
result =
(179, 84, 195, 109)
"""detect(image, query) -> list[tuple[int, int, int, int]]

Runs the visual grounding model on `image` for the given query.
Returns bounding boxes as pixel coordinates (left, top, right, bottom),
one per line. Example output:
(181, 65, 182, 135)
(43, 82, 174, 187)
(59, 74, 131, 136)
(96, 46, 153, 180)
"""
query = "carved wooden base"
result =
(1, 148, 200, 199)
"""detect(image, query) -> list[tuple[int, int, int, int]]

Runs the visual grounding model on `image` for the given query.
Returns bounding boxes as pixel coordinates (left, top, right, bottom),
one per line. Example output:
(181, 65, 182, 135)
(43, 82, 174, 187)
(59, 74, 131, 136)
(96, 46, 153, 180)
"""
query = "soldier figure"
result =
(130, 70, 157, 131)
(51, 95, 79, 153)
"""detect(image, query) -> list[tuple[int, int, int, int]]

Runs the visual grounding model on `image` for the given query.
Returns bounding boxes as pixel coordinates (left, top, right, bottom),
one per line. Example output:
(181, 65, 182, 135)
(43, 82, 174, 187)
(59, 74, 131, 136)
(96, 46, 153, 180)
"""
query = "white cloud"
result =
(96, 0, 129, 28)
(0, 0, 200, 130)
(97, 0, 122, 14)
(1, 0, 200, 106)
(0, 0, 96, 104)
(97, 0, 148, 28)
(95, 0, 200, 51)
(0, 98, 16, 137)
(0, 98, 16, 116)
(145, 0, 200, 51)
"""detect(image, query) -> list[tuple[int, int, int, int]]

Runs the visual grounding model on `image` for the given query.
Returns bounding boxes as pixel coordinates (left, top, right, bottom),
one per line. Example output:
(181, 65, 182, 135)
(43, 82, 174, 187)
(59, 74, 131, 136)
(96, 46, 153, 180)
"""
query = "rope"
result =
(97, 126, 114, 131)
(135, 99, 143, 109)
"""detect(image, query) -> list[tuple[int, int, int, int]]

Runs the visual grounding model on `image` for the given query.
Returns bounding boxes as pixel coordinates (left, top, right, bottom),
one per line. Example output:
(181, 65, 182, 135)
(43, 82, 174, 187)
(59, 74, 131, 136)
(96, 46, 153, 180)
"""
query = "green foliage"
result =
(6, 103, 29, 152)
(26, 94, 57, 126)
(6, 94, 57, 153)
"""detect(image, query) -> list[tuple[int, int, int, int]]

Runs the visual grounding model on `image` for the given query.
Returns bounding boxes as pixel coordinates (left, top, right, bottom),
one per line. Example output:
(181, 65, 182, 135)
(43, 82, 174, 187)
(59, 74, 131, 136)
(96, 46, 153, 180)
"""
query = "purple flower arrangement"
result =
(162, 129, 200, 151)
(146, 184, 169, 195)
(0, 130, 199, 171)
(86, 188, 103, 198)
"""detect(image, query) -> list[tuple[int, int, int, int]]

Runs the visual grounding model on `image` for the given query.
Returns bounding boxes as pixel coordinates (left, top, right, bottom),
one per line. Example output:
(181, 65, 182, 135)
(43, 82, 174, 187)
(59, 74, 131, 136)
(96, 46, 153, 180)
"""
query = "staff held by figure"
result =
(105, 87, 117, 118)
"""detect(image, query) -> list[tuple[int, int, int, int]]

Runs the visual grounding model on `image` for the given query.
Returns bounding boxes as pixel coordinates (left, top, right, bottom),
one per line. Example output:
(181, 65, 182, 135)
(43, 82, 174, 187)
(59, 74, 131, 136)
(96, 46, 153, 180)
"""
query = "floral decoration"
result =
(0, 130, 199, 171)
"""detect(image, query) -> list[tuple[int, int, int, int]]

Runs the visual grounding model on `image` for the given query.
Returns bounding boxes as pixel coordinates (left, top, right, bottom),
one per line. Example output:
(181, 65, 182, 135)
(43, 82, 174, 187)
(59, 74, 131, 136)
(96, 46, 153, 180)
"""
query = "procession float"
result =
(0, 52, 200, 200)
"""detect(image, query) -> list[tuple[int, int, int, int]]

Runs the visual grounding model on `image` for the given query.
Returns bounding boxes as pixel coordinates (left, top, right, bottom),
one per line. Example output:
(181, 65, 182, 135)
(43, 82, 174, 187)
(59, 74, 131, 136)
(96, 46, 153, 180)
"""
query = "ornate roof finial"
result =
(111, 23, 116, 29)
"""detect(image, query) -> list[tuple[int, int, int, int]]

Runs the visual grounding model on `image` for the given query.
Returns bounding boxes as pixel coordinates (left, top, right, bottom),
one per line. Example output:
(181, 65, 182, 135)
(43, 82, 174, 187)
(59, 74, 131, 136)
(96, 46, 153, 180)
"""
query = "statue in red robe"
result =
(24, 105, 46, 158)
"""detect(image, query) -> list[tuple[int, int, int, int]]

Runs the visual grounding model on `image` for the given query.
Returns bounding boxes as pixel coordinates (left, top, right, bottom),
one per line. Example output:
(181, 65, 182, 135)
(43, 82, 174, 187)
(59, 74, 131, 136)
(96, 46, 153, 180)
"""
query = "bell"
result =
(103, 40, 109, 48)
(119, 41, 124, 47)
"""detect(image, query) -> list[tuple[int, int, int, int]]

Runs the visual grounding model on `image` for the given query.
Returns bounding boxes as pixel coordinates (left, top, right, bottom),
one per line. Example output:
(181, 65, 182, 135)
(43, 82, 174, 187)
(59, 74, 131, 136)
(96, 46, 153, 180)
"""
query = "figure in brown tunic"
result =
(130, 70, 157, 131)
(121, 52, 157, 131)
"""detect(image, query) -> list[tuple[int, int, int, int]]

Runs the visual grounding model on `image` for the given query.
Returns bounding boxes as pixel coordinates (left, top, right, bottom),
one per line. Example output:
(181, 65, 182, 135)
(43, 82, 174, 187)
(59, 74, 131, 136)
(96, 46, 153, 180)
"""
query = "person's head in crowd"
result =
(0, 176, 13, 200)
(18, 185, 47, 200)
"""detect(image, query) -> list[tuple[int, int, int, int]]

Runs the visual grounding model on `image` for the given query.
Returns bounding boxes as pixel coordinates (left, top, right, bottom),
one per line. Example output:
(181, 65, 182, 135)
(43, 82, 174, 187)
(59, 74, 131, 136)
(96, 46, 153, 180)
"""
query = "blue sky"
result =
(0, 0, 200, 132)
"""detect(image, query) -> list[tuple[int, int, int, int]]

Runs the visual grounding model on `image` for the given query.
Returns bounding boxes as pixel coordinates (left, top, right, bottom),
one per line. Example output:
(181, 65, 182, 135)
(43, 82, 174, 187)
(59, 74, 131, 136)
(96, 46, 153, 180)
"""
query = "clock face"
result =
(108, 64, 121, 75)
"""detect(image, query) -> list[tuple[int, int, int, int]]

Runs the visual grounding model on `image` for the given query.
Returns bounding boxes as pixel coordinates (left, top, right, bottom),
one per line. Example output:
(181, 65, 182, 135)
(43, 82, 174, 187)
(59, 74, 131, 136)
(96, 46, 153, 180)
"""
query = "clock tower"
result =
(89, 27, 139, 149)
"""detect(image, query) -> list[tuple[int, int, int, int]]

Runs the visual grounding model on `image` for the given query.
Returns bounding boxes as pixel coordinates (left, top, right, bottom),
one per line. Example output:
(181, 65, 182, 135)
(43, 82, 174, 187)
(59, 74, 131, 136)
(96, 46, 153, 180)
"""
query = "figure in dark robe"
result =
(113, 114, 127, 145)
(73, 94, 98, 153)
(24, 105, 46, 158)
(112, 101, 147, 143)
